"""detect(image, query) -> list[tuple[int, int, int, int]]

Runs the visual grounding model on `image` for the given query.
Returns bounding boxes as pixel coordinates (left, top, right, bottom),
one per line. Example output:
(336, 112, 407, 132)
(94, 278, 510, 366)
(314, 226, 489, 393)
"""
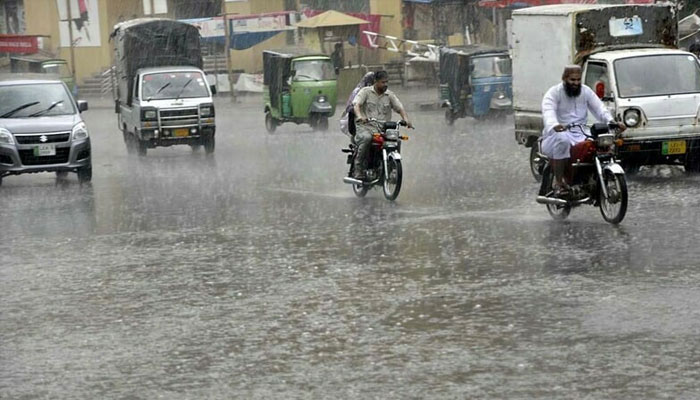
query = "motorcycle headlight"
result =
(0, 128, 14, 145)
(200, 105, 214, 117)
(72, 122, 89, 140)
(624, 109, 641, 127)
(596, 133, 614, 147)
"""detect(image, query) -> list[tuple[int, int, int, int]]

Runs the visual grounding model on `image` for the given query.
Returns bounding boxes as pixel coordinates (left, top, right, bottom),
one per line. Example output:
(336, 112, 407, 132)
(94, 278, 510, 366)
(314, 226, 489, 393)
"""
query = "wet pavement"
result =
(2, 88, 700, 399)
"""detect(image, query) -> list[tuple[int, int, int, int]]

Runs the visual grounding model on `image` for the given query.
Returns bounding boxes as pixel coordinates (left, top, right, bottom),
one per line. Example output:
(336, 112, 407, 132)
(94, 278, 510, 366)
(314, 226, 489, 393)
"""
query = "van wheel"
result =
(265, 112, 277, 133)
(125, 132, 137, 155)
(77, 166, 92, 183)
(137, 139, 147, 157)
(203, 137, 215, 155)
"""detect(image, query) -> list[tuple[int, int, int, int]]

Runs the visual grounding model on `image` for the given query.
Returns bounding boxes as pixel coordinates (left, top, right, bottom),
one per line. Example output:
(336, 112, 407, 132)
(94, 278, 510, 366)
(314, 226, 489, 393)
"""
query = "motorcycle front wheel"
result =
(599, 171, 628, 224)
(543, 167, 570, 220)
(383, 158, 402, 201)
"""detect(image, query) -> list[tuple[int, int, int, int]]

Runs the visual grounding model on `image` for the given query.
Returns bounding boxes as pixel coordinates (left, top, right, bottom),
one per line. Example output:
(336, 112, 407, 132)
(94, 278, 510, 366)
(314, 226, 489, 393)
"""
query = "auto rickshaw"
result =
(439, 46, 512, 124)
(10, 54, 76, 95)
(263, 49, 337, 132)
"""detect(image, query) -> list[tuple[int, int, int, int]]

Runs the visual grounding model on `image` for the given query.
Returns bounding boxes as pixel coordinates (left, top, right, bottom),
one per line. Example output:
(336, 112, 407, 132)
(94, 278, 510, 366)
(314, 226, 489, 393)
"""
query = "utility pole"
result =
(220, 6, 237, 102)
(65, 0, 76, 80)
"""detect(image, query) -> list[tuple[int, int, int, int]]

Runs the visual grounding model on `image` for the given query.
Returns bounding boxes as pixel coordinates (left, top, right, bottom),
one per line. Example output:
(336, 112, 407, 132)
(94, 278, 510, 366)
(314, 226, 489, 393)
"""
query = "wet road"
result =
(2, 89, 700, 399)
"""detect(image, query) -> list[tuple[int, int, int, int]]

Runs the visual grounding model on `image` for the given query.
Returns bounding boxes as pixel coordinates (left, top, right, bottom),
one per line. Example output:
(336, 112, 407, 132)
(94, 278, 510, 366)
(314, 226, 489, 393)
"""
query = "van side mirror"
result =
(77, 100, 89, 112)
(210, 84, 217, 95)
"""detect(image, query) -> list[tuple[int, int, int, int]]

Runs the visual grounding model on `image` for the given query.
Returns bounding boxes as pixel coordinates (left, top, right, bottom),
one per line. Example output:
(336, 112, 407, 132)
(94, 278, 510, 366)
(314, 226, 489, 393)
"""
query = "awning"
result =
(181, 13, 295, 50)
(296, 10, 369, 28)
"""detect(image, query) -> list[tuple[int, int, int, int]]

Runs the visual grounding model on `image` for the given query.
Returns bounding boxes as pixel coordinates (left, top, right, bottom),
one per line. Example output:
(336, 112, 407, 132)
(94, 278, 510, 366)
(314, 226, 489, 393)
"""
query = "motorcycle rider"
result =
(541, 65, 625, 196)
(352, 70, 412, 181)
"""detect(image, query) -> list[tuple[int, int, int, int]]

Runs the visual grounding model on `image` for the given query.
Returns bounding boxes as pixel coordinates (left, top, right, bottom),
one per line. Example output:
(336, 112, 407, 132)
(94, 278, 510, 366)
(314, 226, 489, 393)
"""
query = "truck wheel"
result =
(265, 112, 277, 134)
(77, 166, 92, 184)
(684, 150, 700, 173)
(137, 139, 147, 157)
(204, 137, 215, 155)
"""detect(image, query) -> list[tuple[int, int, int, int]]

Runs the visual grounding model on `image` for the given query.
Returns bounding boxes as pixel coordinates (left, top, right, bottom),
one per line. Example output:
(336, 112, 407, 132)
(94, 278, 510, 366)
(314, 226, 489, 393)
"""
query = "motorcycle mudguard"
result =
(604, 163, 625, 175)
(387, 151, 401, 161)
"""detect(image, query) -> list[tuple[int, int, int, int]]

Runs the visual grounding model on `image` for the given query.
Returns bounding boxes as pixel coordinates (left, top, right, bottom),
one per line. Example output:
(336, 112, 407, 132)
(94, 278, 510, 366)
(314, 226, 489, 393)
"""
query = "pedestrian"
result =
(331, 42, 344, 74)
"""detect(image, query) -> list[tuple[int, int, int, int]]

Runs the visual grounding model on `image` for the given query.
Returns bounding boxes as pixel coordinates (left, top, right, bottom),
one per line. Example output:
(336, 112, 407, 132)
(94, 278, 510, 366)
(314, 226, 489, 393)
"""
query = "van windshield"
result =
(142, 71, 210, 100)
(293, 60, 335, 82)
(471, 56, 512, 79)
(0, 83, 75, 118)
(615, 54, 700, 97)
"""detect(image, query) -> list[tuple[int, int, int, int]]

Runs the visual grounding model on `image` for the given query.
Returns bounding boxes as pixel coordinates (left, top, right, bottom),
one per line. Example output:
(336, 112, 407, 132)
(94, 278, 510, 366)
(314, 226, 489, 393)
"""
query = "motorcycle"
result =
(342, 119, 410, 201)
(536, 122, 629, 224)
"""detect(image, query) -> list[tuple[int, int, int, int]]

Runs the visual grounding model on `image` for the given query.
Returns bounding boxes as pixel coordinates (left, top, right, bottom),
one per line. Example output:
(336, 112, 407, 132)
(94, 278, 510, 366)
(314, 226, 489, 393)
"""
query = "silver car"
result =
(0, 78, 91, 186)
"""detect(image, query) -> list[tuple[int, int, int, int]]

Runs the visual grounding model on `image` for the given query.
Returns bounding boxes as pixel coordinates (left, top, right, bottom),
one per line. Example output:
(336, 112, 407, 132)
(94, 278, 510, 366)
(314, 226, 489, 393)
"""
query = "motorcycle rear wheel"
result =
(530, 142, 543, 182)
(352, 183, 368, 197)
(599, 171, 628, 224)
(383, 159, 402, 201)
(543, 167, 571, 220)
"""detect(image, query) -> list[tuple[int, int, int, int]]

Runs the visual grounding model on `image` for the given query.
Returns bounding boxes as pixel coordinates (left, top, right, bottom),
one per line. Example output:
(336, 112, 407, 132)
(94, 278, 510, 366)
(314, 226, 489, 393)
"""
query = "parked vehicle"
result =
(111, 18, 216, 156)
(342, 119, 411, 201)
(439, 46, 512, 124)
(263, 49, 337, 133)
(0, 78, 91, 186)
(9, 54, 76, 95)
(512, 4, 700, 180)
(536, 123, 628, 224)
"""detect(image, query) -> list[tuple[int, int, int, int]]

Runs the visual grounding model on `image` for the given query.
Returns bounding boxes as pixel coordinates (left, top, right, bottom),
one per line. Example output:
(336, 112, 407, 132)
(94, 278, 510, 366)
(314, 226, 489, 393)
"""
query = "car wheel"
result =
(77, 166, 92, 184)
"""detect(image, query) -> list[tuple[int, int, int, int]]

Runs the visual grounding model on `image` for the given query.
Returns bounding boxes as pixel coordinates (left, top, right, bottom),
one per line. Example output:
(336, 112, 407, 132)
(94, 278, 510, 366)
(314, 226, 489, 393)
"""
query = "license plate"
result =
(174, 128, 189, 137)
(662, 140, 686, 155)
(33, 144, 56, 156)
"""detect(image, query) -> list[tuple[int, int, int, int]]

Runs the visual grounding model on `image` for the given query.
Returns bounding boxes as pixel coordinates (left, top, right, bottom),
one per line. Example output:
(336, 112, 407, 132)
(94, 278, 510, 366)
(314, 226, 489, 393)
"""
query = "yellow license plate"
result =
(174, 128, 189, 137)
(662, 140, 686, 155)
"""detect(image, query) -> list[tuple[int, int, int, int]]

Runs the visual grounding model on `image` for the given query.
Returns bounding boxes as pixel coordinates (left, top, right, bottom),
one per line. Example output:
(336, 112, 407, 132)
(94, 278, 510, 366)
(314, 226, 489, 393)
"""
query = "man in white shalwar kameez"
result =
(541, 65, 625, 195)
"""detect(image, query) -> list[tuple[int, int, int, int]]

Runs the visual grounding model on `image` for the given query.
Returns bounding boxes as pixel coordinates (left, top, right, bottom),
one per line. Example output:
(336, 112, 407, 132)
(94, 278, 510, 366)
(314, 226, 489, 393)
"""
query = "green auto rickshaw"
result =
(263, 49, 337, 133)
(10, 55, 76, 95)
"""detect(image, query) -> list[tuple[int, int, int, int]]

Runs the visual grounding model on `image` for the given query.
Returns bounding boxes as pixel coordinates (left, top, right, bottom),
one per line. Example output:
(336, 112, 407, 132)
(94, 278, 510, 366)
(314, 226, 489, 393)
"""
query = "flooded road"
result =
(2, 89, 700, 398)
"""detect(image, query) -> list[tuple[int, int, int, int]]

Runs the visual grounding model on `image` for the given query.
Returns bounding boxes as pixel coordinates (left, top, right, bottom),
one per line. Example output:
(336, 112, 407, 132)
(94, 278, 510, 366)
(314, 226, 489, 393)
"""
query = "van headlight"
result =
(624, 109, 641, 127)
(0, 128, 15, 145)
(72, 122, 89, 140)
(200, 105, 214, 117)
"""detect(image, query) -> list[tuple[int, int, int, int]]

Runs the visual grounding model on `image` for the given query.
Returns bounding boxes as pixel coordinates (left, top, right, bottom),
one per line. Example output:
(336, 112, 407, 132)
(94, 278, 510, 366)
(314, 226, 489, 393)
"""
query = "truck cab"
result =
(583, 49, 700, 172)
(119, 66, 216, 156)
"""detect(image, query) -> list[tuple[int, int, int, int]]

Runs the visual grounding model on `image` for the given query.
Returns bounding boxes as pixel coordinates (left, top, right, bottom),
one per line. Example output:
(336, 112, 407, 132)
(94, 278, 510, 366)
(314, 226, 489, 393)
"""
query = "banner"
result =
(57, 0, 101, 47)
(0, 35, 39, 54)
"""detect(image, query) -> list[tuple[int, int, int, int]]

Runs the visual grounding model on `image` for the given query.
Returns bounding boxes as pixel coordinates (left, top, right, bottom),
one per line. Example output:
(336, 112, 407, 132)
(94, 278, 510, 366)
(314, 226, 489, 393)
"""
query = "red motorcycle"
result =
(536, 123, 629, 224)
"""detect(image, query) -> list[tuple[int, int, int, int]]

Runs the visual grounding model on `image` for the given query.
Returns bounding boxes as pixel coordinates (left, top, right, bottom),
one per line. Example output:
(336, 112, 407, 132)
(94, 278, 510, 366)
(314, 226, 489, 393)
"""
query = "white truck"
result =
(512, 4, 700, 177)
(111, 18, 217, 156)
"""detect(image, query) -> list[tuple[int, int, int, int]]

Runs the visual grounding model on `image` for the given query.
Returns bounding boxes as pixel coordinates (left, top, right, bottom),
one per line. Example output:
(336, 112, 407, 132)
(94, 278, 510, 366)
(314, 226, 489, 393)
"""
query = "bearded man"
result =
(541, 65, 626, 195)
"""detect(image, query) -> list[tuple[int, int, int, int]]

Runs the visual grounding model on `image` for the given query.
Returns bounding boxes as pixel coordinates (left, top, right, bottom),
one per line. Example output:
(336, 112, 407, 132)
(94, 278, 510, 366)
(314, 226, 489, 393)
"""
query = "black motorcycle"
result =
(536, 123, 629, 224)
(342, 119, 410, 201)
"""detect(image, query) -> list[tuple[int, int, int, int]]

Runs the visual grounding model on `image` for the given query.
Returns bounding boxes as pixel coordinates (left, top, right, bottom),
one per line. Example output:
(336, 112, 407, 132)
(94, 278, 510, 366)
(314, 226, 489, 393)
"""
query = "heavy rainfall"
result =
(2, 0, 700, 398)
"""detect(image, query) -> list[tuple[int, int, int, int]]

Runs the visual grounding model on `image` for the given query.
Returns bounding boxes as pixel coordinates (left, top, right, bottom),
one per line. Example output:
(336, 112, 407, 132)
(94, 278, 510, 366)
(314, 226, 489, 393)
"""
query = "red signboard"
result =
(0, 35, 39, 54)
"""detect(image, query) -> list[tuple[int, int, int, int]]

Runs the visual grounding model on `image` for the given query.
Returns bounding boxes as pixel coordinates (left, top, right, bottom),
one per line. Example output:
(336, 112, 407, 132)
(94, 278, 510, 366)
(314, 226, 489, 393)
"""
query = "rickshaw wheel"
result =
(444, 109, 455, 126)
(317, 116, 329, 131)
(265, 112, 277, 134)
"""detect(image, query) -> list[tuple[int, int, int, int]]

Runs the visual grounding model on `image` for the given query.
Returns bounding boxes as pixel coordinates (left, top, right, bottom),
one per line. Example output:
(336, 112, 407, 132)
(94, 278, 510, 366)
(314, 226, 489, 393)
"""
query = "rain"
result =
(2, 0, 700, 398)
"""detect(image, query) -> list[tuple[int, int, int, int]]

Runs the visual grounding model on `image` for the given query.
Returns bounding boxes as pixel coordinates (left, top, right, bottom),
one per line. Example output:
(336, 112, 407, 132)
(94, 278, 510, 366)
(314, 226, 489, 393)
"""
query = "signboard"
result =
(231, 15, 288, 33)
(56, 0, 101, 47)
(0, 35, 39, 54)
(609, 16, 643, 37)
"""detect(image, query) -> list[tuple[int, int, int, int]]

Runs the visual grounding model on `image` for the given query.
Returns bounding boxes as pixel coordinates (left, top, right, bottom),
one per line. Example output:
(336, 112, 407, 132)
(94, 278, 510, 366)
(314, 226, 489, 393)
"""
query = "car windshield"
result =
(141, 71, 210, 100)
(43, 62, 72, 79)
(471, 56, 512, 79)
(615, 54, 700, 97)
(293, 59, 336, 81)
(0, 83, 75, 118)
